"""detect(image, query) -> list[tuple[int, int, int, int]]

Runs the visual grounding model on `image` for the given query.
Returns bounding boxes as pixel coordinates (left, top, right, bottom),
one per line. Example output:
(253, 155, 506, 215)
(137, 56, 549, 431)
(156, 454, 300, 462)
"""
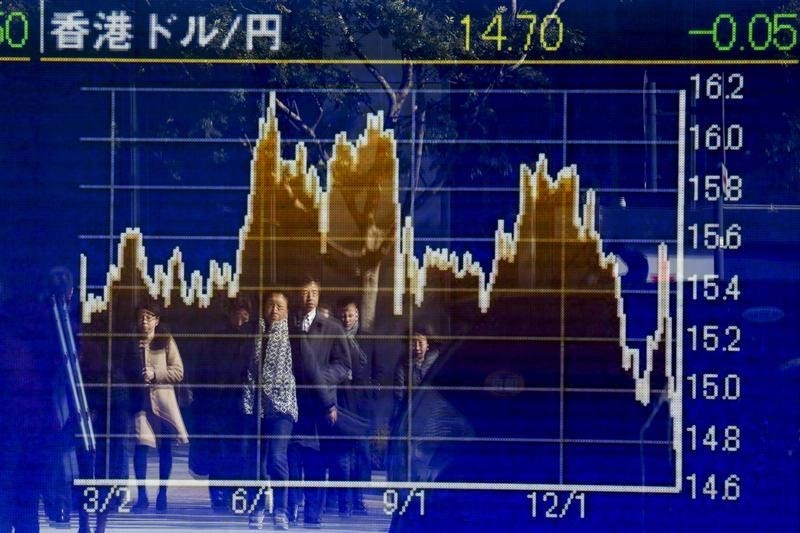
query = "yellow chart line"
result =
(0, 56, 31, 61)
(38, 56, 799, 66)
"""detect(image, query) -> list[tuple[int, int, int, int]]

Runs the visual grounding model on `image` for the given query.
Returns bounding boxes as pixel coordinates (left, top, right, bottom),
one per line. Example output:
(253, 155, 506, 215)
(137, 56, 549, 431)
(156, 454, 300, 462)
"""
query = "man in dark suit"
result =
(287, 277, 351, 528)
(195, 296, 254, 512)
(337, 299, 381, 515)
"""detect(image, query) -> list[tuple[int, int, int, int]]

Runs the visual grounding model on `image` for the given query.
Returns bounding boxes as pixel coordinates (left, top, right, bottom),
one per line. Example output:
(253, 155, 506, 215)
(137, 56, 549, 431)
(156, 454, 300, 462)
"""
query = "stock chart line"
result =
(78, 88, 684, 491)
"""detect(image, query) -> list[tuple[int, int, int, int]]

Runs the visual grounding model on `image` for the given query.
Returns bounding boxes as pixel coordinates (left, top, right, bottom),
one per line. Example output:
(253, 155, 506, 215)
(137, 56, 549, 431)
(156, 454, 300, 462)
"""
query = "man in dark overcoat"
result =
(287, 276, 351, 528)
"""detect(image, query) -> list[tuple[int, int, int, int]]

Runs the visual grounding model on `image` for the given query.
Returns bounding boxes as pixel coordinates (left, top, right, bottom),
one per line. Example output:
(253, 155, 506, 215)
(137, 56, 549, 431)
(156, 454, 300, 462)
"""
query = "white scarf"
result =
(244, 318, 298, 422)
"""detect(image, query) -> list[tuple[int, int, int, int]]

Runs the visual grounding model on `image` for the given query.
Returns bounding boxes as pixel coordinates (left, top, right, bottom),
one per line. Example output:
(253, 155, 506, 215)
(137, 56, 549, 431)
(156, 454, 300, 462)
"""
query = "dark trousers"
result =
(287, 442, 303, 512)
(288, 442, 327, 522)
(247, 416, 293, 515)
(350, 436, 372, 504)
(208, 413, 249, 508)
(208, 434, 242, 507)
(326, 440, 351, 511)
(133, 439, 172, 501)
(326, 437, 371, 509)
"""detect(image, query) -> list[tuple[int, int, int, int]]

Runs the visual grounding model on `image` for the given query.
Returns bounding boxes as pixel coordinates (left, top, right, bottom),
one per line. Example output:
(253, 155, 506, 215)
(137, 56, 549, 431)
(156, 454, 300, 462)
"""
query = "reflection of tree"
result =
(317, 1, 582, 327)
(151, 0, 584, 327)
(762, 1, 800, 198)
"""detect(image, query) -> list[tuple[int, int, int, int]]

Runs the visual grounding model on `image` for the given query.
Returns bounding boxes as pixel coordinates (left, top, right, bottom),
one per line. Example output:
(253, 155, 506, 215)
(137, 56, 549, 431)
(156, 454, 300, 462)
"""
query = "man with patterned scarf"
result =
(243, 292, 298, 530)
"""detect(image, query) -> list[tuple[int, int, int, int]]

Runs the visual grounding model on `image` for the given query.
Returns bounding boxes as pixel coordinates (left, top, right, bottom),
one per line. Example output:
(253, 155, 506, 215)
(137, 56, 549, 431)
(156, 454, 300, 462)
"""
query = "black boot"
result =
(131, 492, 149, 513)
(156, 488, 168, 512)
(132, 445, 149, 512)
(156, 439, 172, 512)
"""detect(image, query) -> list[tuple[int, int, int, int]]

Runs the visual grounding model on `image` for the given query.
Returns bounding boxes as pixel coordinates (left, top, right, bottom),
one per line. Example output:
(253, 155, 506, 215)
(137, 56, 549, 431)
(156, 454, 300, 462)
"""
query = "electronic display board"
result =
(0, 1, 798, 531)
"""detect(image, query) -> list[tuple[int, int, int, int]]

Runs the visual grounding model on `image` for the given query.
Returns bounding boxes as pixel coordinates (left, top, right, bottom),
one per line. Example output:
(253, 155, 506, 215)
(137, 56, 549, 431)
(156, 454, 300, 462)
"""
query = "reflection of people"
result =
(40, 267, 80, 527)
(127, 300, 189, 513)
(197, 296, 254, 512)
(0, 297, 49, 532)
(338, 300, 381, 515)
(76, 336, 130, 533)
(287, 277, 351, 528)
(388, 323, 440, 484)
(393, 324, 439, 416)
(245, 292, 298, 530)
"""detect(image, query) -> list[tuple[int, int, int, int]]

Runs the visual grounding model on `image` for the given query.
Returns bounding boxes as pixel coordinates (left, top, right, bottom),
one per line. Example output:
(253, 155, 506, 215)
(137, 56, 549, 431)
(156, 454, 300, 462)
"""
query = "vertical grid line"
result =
(562, 92, 568, 168)
(718, 78, 726, 279)
(267, 91, 276, 286)
(561, 92, 569, 483)
(559, 165, 567, 484)
(109, 91, 116, 271)
(675, 91, 686, 490)
(130, 89, 139, 228)
(105, 89, 116, 478)
(406, 87, 417, 482)
(558, 88, 568, 482)
(255, 90, 268, 488)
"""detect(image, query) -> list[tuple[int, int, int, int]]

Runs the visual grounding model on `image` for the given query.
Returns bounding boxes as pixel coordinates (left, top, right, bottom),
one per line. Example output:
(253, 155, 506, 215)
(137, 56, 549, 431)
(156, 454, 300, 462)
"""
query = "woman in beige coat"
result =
(128, 300, 188, 513)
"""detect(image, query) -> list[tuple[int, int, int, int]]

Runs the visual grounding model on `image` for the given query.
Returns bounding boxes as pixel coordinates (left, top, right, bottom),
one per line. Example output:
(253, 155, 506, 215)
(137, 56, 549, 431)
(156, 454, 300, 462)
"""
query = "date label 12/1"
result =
(527, 491, 586, 519)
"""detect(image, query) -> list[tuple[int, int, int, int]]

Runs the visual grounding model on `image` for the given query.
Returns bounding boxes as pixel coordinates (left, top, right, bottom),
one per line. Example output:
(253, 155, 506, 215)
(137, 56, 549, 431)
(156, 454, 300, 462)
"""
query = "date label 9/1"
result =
(527, 491, 586, 519)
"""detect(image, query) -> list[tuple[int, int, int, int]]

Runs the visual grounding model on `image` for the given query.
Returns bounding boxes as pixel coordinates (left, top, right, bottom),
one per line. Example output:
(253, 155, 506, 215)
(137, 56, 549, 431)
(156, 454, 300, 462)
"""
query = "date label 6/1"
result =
(527, 491, 586, 519)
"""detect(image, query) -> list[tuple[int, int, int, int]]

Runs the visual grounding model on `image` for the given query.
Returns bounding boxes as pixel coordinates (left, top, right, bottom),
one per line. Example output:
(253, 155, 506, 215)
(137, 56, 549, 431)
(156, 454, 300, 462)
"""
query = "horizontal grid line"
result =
(402, 237, 678, 243)
(81, 87, 684, 94)
(78, 234, 676, 244)
(81, 184, 251, 191)
(723, 204, 800, 212)
(79, 433, 671, 445)
(81, 234, 239, 240)
(72, 479, 681, 492)
(80, 136, 678, 145)
(79, 184, 678, 193)
(77, 332, 668, 343)
(79, 384, 667, 394)
(83, 284, 667, 294)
